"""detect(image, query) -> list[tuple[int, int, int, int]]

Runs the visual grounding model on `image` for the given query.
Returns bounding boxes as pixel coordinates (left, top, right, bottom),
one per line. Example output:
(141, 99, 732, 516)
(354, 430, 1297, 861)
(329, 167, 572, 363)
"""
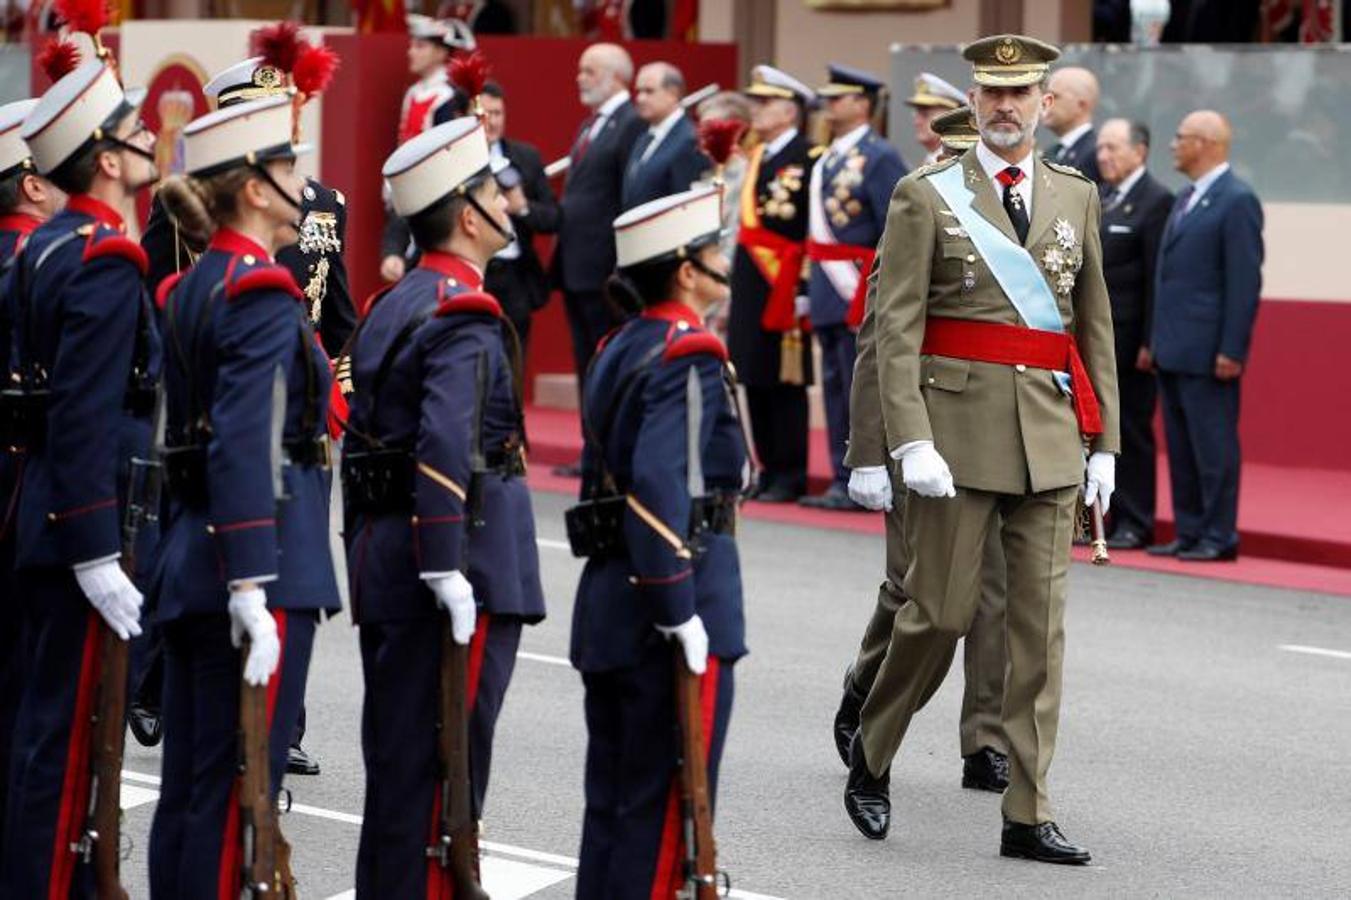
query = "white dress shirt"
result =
(638, 108, 685, 164)
(1105, 164, 1146, 210)
(762, 127, 799, 161)
(1055, 121, 1094, 159)
(976, 139, 1036, 219)
(1185, 161, 1230, 213)
(587, 89, 631, 142)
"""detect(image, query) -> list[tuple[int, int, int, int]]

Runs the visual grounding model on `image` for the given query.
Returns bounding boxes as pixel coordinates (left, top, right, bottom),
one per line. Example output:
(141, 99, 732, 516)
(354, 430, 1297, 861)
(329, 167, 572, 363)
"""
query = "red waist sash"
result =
(920, 316, 1103, 437)
(805, 239, 875, 329)
(737, 225, 806, 333)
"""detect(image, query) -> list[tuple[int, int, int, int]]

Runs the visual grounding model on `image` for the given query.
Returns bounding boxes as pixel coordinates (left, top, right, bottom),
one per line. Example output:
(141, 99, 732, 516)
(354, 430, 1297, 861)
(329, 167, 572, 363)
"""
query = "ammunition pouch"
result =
(163, 444, 209, 508)
(343, 447, 415, 515)
(565, 490, 738, 560)
(0, 386, 49, 450)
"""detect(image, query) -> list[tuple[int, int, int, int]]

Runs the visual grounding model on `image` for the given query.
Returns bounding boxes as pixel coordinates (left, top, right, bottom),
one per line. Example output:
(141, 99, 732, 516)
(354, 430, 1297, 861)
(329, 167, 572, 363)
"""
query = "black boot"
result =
(1000, 819, 1092, 865)
(127, 704, 162, 748)
(843, 731, 890, 840)
(287, 743, 321, 776)
(833, 666, 867, 767)
(961, 746, 1009, 792)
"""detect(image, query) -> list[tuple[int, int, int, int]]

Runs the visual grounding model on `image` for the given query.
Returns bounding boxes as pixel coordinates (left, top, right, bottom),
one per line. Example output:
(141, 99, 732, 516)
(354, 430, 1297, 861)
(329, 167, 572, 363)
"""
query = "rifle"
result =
(673, 653, 728, 900)
(76, 386, 165, 899)
(238, 644, 297, 898)
(425, 348, 490, 898)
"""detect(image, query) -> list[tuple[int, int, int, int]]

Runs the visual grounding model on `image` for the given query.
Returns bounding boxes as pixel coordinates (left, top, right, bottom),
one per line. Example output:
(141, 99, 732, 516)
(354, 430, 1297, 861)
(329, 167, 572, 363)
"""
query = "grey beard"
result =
(978, 117, 1036, 149)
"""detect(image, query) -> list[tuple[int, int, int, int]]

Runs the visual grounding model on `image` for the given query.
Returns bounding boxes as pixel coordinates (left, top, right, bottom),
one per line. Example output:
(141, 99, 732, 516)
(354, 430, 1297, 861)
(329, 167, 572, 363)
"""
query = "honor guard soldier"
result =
(728, 65, 815, 503)
(905, 73, 967, 166)
(835, 103, 1009, 797)
(0, 95, 63, 857)
(144, 95, 339, 898)
(569, 186, 747, 898)
(801, 64, 906, 510)
(343, 115, 544, 898)
(1, 57, 162, 897)
(843, 36, 1118, 864)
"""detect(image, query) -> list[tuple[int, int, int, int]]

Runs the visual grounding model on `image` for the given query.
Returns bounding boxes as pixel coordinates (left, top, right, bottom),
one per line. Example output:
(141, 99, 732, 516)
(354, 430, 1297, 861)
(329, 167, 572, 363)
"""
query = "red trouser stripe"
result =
(649, 657, 721, 900)
(217, 609, 289, 900)
(48, 612, 101, 900)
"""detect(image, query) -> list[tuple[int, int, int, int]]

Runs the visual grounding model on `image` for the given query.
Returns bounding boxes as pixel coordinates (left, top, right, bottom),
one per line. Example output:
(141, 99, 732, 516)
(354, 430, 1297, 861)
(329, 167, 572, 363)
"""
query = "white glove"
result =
(889, 440, 956, 498)
(1083, 451, 1116, 514)
(793, 294, 811, 318)
(847, 466, 893, 511)
(73, 559, 143, 640)
(656, 614, 709, 675)
(426, 571, 477, 645)
(228, 588, 281, 686)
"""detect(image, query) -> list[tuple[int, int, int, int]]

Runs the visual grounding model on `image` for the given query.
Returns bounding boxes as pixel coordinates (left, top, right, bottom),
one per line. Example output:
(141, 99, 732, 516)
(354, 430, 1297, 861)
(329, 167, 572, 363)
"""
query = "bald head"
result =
(1043, 66, 1100, 137)
(578, 43, 634, 108)
(1171, 109, 1233, 178)
(1183, 110, 1232, 147)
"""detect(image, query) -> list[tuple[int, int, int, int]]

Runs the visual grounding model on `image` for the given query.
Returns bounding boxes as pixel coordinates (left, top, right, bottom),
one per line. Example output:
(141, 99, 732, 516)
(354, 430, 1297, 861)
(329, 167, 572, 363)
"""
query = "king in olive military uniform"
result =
(843, 36, 1119, 864)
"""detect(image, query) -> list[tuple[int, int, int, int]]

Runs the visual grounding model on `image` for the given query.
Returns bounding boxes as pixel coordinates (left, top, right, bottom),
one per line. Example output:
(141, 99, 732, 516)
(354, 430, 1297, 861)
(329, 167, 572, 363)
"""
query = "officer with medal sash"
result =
(727, 65, 815, 503)
(801, 64, 906, 510)
(843, 36, 1118, 864)
(569, 186, 747, 898)
(144, 95, 339, 897)
(834, 103, 1009, 795)
(1, 56, 162, 896)
(342, 116, 545, 898)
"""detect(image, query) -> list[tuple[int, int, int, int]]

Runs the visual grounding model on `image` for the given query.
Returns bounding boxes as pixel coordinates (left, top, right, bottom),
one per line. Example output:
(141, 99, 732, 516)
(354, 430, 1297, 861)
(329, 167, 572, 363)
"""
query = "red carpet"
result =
(524, 405, 1351, 597)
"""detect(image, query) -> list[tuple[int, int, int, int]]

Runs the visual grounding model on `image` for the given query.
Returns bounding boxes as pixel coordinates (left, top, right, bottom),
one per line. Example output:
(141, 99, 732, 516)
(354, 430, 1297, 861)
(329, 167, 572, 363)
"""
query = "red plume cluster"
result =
(249, 21, 340, 97)
(448, 50, 491, 99)
(37, 38, 82, 83)
(698, 118, 747, 167)
(55, 0, 112, 36)
(293, 44, 340, 96)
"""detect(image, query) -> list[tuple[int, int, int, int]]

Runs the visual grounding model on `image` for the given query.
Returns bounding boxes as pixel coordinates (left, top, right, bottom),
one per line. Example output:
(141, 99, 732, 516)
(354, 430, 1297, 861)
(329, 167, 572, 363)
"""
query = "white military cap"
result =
(444, 18, 477, 51)
(203, 56, 289, 107)
(383, 115, 491, 217)
(407, 13, 447, 41)
(0, 99, 39, 179)
(905, 72, 966, 110)
(742, 65, 814, 103)
(614, 186, 722, 269)
(183, 95, 310, 178)
(21, 59, 147, 175)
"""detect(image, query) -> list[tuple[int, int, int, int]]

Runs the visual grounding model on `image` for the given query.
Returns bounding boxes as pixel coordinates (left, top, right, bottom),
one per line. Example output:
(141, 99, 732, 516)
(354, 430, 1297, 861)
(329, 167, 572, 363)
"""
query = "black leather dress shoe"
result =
(1177, 542, 1239, 562)
(844, 732, 890, 840)
(127, 704, 162, 748)
(1146, 538, 1194, 557)
(287, 743, 321, 776)
(754, 484, 800, 504)
(1106, 528, 1149, 550)
(833, 667, 867, 766)
(1000, 819, 1091, 865)
(800, 484, 864, 512)
(961, 746, 1009, 792)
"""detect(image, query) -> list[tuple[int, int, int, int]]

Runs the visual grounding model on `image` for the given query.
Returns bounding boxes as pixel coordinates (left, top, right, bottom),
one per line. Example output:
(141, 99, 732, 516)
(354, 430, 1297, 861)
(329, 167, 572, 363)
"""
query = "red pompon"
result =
(37, 38, 82, 82)
(697, 118, 746, 167)
(435, 291, 502, 319)
(55, 0, 111, 36)
(154, 271, 185, 311)
(448, 50, 491, 99)
(227, 265, 304, 302)
(83, 234, 148, 275)
(663, 331, 727, 364)
(293, 43, 339, 96)
(249, 21, 303, 74)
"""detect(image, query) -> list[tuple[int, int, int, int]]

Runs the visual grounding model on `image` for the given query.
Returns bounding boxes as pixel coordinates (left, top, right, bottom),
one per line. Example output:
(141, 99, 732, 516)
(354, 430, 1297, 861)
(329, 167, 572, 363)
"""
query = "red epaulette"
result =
(663, 329, 728, 364)
(595, 322, 627, 355)
(154, 271, 185, 311)
(83, 230, 149, 276)
(226, 264, 304, 302)
(434, 290, 503, 319)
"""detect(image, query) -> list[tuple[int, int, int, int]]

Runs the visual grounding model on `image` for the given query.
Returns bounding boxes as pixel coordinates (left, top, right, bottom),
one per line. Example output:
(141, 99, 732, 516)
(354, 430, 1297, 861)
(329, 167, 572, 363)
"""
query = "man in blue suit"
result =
(1147, 110, 1263, 561)
(621, 62, 709, 211)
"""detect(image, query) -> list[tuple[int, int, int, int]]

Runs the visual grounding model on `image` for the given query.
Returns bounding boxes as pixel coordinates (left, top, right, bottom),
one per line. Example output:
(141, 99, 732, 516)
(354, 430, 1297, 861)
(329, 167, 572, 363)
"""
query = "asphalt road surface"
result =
(119, 489, 1351, 898)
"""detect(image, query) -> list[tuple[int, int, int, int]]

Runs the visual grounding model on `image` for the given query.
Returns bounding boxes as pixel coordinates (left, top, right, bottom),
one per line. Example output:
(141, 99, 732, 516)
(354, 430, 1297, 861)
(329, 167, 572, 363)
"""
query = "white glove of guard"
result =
(73, 559, 143, 640)
(426, 571, 477, 645)
(847, 466, 893, 511)
(228, 587, 281, 686)
(889, 440, 956, 498)
(793, 294, 811, 318)
(1083, 451, 1117, 514)
(656, 614, 709, 675)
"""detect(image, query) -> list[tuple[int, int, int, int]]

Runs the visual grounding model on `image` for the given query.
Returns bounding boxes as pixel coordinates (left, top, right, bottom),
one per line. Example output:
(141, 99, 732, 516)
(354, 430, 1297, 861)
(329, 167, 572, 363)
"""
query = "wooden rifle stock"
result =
(674, 653, 722, 900)
(429, 619, 490, 898)
(82, 617, 129, 900)
(1090, 497, 1110, 565)
(238, 647, 297, 898)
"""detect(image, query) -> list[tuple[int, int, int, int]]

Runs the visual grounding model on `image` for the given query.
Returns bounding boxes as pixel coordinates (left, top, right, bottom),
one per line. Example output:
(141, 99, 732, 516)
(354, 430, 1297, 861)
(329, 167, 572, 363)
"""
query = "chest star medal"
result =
(1053, 217, 1077, 251)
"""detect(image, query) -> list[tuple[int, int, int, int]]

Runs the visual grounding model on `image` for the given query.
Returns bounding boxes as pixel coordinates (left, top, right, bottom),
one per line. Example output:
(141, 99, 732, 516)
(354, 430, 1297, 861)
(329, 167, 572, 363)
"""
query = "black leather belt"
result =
(565, 490, 738, 559)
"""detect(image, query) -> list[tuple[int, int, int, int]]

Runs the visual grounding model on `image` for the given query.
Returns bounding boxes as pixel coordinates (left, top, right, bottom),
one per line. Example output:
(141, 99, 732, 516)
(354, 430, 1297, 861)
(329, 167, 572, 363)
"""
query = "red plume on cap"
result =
(448, 50, 491, 104)
(37, 38, 83, 83)
(55, 0, 112, 37)
(698, 118, 746, 168)
(293, 44, 339, 97)
(249, 21, 304, 75)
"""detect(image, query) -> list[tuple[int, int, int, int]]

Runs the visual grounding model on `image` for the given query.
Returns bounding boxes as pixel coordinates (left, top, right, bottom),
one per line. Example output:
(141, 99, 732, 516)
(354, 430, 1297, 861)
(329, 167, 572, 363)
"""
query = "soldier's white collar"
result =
(763, 127, 798, 159)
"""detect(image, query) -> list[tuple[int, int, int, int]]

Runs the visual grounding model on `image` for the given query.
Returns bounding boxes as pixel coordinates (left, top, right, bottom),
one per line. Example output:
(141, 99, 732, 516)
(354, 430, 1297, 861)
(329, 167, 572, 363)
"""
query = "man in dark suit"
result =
(621, 61, 709, 210)
(1148, 110, 1263, 561)
(1042, 66, 1102, 184)
(480, 81, 560, 354)
(1095, 118, 1173, 549)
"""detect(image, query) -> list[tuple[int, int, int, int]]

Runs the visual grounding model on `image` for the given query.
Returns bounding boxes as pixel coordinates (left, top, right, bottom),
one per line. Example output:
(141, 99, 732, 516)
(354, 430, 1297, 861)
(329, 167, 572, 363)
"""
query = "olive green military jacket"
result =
(864, 148, 1119, 495)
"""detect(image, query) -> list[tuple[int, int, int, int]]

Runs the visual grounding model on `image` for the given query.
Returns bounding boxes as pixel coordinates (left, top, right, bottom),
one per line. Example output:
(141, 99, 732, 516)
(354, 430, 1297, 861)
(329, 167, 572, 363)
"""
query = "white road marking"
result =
(322, 855, 572, 900)
(122, 770, 785, 900)
(516, 650, 572, 667)
(535, 537, 572, 552)
(120, 782, 159, 810)
(1279, 643, 1351, 661)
